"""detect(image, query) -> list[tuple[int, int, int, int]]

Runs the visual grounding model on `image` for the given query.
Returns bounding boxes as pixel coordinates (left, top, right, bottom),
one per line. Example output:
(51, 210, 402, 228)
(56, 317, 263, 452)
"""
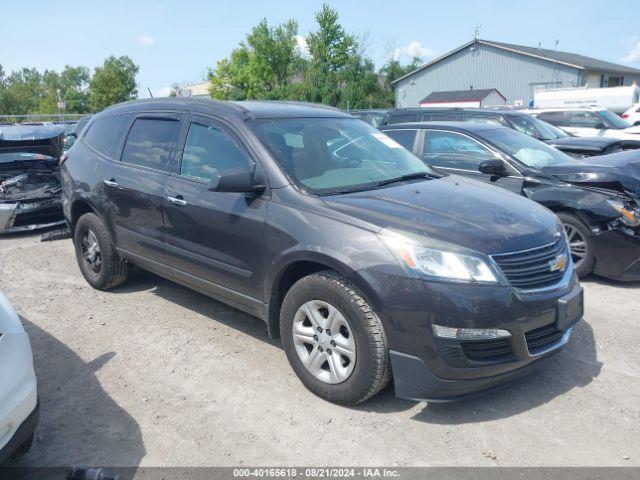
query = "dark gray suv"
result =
(61, 98, 583, 404)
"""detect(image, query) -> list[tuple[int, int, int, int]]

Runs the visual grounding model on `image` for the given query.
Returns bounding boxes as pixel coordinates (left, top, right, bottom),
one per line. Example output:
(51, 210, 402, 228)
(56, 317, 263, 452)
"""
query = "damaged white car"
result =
(0, 125, 66, 233)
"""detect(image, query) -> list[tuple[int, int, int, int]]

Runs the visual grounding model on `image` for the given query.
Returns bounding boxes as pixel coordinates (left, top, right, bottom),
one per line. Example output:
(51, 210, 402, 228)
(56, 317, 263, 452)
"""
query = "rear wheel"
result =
(557, 212, 595, 278)
(73, 213, 129, 290)
(280, 271, 391, 405)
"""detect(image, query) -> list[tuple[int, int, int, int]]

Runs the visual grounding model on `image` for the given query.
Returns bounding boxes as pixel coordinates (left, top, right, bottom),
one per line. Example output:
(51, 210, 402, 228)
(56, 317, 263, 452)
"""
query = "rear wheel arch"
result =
(70, 199, 97, 232)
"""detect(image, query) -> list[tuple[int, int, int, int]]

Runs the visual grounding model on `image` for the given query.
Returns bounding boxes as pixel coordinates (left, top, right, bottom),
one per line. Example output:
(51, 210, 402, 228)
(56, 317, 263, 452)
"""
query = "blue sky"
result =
(1, 0, 639, 98)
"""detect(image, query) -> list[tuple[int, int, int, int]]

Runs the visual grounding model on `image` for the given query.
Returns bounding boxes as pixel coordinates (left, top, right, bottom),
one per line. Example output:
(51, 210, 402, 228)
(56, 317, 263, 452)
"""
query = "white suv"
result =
(525, 107, 640, 139)
(0, 292, 38, 464)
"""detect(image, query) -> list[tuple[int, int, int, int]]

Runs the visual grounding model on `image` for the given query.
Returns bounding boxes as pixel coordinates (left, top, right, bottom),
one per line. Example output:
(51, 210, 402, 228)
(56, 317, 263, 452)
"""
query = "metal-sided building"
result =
(393, 39, 640, 108)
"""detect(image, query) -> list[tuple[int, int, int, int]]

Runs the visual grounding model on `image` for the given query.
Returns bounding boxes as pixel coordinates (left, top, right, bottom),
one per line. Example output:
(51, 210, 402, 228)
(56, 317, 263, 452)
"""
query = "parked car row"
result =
(7, 97, 640, 463)
(381, 107, 640, 157)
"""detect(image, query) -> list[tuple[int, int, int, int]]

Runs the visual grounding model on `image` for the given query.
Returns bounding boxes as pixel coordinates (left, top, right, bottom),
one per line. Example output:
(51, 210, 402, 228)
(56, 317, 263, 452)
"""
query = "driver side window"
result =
(423, 130, 497, 171)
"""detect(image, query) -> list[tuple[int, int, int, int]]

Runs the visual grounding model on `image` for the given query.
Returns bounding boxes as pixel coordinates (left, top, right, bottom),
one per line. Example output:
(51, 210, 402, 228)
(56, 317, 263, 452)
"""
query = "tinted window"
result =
(422, 113, 458, 121)
(508, 114, 567, 140)
(83, 114, 132, 159)
(388, 114, 419, 124)
(462, 115, 505, 126)
(250, 118, 433, 194)
(536, 111, 565, 126)
(565, 111, 602, 128)
(180, 123, 251, 181)
(423, 130, 497, 170)
(121, 118, 180, 171)
(383, 129, 417, 151)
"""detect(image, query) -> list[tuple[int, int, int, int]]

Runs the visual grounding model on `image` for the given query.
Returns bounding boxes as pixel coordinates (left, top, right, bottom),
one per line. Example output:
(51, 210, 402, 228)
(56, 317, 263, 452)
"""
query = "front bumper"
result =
(0, 199, 65, 234)
(359, 269, 582, 401)
(592, 227, 640, 281)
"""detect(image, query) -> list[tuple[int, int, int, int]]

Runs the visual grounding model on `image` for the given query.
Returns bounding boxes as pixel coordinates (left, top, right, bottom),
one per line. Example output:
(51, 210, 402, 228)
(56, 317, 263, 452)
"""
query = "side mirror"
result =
(478, 159, 507, 176)
(207, 165, 266, 193)
(64, 134, 77, 149)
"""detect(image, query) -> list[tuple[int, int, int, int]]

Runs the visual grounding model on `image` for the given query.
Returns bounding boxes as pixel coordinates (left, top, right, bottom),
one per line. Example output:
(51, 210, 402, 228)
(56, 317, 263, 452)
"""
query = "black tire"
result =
(280, 271, 391, 405)
(557, 212, 595, 278)
(12, 433, 34, 459)
(73, 213, 129, 290)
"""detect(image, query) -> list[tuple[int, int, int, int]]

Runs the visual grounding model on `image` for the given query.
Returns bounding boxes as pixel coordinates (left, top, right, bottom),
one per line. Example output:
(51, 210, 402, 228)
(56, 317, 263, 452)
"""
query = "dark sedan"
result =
(381, 121, 640, 281)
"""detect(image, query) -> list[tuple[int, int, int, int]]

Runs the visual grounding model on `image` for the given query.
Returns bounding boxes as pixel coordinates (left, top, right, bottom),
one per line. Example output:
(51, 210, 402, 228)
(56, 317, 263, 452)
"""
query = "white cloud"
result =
(152, 86, 172, 98)
(621, 36, 640, 64)
(393, 41, 437, 62)
(295, 34, 309, 56)
(137, 34, 156, 47)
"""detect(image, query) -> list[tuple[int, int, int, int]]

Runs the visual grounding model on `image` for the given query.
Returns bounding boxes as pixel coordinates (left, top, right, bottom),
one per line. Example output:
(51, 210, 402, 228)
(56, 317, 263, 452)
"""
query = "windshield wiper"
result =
(375, 172, 434, 187)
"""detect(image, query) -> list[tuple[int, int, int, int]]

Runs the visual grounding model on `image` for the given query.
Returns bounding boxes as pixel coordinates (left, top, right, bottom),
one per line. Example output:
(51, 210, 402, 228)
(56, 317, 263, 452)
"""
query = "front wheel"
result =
(280, 271, 391, 405)
(557, 212, 595, 278)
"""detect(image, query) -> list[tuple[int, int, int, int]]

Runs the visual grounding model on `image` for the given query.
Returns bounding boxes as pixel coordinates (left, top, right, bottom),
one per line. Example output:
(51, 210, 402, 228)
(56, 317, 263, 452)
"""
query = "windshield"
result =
(597, 110, 631, 130)
(509, 114, 568, 140)
(249, 118, 434, 194)
(480, 127, 573, 169)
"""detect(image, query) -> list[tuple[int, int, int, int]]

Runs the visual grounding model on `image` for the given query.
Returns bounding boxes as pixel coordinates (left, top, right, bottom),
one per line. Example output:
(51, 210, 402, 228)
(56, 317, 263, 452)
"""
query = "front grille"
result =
(492, 239, 567, 290)
(461, 338, 514, 363)
(13, 205, 63, 227)
(525, 322, 565, 355)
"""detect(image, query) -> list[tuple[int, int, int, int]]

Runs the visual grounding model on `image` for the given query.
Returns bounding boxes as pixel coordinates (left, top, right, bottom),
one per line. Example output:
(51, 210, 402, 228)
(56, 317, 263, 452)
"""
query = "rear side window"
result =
(388, 114, 419, 124)
(180, 122, 251, 181)
(536, 111, 565, 126)
(121, 118, 180, 171)
(383, 129, 417, 151)
(83, 114, 132, 159)
(422, 114, 458, 121)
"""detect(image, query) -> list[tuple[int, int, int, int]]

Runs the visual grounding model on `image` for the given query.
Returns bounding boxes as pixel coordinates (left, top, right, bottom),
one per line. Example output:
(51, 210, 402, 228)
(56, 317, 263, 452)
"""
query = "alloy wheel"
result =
(292, 300, 356, 384)
(81, 229, 102, 275)
(564, 223, 587, 269)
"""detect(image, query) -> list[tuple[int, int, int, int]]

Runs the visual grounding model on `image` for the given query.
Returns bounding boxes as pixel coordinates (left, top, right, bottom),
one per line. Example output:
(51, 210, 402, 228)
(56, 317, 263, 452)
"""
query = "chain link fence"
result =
(0, 113, 90, 125)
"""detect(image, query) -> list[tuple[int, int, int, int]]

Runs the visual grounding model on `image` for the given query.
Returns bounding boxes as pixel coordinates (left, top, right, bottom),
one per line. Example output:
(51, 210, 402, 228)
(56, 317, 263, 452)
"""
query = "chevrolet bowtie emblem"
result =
(549, 253, 568, 272)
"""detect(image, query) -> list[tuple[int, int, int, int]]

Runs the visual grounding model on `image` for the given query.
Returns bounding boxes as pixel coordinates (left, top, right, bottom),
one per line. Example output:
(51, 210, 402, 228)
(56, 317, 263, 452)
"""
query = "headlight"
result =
(380, 230, 500, 284)
(607, 199, 640, 227)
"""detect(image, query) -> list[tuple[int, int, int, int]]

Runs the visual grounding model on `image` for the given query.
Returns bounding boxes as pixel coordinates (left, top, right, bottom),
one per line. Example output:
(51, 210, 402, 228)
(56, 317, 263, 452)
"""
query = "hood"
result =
(0, 125, 65, 160)
(545, 136, 617, 152)
(321, 175, 559, 255)
(541, 150, 640, 196)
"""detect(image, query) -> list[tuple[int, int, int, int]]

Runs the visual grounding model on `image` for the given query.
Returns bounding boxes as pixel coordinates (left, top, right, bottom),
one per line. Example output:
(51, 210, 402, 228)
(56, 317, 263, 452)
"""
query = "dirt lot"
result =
(1, 232, 639, 467)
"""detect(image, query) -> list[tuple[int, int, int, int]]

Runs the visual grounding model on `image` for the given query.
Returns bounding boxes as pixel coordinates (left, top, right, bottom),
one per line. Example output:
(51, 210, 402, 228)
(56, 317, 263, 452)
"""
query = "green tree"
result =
(379, 56, 422, 106)
(209, 18, 300, 100)
(89, 56, 139, 111)
(302, 4, 357, 106)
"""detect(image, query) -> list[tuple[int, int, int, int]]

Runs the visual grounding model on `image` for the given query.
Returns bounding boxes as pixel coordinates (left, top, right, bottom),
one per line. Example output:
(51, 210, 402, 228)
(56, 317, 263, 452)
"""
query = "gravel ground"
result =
(1, 232, 639, 467)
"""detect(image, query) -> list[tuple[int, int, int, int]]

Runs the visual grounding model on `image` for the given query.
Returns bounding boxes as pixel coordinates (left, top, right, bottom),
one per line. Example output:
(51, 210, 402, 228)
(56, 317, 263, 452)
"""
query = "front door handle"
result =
(167, 196, 188, 207)
(103, 179, 119, 188)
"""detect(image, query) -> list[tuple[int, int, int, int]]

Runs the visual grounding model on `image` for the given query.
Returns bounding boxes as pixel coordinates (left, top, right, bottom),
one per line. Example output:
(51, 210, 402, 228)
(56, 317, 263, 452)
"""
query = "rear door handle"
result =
(167, 196, 188, 206)
(103, 179, 119, 188)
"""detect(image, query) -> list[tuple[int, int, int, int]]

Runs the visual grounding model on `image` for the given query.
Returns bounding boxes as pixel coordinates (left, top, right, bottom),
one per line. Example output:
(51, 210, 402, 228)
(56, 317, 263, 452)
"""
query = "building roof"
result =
(419, 88, 506, 104)
(393, 39, 640, 85)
